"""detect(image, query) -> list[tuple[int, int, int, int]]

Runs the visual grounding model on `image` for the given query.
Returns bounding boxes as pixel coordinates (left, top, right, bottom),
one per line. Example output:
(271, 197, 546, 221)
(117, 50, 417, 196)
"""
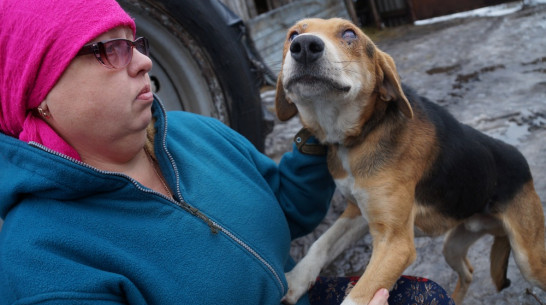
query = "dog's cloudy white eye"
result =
(342, 29, 357, 40)
(289, 31, 299, 41)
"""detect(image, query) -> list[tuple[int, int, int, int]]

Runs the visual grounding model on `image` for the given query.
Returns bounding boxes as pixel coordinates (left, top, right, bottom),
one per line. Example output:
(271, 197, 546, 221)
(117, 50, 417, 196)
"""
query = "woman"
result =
(0, 0, 452, 304)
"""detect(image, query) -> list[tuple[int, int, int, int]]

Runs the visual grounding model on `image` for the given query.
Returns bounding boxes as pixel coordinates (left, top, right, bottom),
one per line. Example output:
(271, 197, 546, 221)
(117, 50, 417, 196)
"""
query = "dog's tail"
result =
(490, 235, 511, 291)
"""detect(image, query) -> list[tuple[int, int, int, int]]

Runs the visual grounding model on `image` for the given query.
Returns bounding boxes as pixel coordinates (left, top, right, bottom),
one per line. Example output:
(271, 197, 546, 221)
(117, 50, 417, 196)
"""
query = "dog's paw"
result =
(282, 269, 317, 304)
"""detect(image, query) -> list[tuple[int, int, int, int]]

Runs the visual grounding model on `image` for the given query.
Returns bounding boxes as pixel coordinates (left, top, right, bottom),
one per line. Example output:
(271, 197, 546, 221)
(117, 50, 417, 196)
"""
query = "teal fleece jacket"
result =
(0, 98, 335, 304)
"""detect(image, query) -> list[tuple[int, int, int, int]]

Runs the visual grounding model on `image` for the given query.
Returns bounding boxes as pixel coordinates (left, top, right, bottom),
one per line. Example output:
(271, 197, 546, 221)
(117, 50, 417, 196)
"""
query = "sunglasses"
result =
(76, 37, 150, 69)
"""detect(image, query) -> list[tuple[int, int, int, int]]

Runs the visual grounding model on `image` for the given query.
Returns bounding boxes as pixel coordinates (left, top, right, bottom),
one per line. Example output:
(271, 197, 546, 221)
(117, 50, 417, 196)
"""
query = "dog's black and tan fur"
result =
(275, 18, 546, 305)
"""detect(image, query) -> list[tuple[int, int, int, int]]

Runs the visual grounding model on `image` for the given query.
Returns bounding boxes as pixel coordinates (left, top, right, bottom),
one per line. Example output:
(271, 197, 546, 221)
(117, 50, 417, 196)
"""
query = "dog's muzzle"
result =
(285, 34, 351, 94)
(290, 35, 325, 65)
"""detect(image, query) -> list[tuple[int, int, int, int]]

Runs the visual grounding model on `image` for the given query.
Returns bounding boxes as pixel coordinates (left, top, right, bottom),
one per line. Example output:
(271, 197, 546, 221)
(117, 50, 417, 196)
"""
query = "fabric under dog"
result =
(309, 276, 455, 305)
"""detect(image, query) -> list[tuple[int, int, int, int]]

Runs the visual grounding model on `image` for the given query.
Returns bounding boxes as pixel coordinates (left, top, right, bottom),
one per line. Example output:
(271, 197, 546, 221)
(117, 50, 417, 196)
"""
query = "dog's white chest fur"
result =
(298, 99, 363, 144)
(333, 146, 370, 220)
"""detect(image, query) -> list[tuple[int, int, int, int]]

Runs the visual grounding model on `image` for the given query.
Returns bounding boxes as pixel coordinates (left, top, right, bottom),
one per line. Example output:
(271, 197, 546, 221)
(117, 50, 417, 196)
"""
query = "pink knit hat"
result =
(0, 0, 136, 160)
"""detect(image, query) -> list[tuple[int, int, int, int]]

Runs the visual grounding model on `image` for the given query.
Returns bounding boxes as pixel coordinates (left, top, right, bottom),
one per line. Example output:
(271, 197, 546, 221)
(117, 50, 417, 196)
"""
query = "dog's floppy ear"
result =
(376, 50, 413, 119)
(275, 72, 299, 121)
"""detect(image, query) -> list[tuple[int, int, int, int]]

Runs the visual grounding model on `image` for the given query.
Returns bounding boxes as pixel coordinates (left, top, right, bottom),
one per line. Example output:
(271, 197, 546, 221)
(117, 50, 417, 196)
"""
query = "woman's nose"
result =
(130, 48, 153, 75)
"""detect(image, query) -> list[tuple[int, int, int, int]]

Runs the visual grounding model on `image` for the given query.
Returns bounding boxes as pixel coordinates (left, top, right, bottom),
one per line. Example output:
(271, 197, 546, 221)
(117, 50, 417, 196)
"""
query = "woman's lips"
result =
(137, 85, 153, 101)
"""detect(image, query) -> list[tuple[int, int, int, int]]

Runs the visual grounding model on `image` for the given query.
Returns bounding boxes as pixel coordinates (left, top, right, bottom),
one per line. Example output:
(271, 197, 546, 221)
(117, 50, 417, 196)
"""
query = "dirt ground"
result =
(264, 3, 546, 304)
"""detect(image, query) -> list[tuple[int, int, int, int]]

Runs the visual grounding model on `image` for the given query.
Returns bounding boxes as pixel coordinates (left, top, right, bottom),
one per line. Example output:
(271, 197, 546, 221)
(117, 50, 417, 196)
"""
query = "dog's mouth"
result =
(285, 74, 351, 93)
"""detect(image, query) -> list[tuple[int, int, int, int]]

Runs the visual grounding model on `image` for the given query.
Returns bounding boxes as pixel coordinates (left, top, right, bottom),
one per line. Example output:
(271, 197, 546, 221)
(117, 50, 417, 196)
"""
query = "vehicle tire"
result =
(118, 0, 265, 151)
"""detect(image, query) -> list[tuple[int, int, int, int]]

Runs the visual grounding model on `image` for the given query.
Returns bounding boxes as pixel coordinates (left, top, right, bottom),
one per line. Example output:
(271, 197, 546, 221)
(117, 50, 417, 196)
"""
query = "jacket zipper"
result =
(154, 101, 286, 293)
(28, 99, 286, 295)
(29, 141, 286, 295)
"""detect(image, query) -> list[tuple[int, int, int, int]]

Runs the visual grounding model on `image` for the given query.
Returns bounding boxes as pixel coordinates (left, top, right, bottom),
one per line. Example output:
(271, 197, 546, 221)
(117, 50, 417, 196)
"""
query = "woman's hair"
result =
(0, 0, 136, 159)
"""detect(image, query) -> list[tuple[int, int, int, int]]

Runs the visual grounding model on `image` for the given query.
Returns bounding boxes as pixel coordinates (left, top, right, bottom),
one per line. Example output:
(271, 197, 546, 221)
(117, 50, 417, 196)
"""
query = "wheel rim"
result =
(122, 2, 230, 124)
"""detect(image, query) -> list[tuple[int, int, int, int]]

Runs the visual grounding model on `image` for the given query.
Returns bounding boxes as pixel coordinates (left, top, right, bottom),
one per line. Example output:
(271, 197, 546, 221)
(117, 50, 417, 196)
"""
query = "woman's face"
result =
(42, 26, 154, 162)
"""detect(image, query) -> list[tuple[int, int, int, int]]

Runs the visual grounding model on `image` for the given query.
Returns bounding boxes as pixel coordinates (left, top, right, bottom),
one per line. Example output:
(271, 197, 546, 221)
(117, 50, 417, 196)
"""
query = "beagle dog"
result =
(275, 18, 546, 305)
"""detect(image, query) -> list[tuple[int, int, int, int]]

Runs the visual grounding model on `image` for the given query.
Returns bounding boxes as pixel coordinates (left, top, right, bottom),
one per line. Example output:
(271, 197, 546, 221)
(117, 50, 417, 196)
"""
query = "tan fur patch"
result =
(340, 201, 362, 219)
(414, 205, 461, 236)
(500, 181, 546, 287)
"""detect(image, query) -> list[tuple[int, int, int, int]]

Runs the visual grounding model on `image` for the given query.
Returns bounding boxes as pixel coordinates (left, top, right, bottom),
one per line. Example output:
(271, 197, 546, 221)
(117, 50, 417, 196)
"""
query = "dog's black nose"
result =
(290, 35, 324, 64)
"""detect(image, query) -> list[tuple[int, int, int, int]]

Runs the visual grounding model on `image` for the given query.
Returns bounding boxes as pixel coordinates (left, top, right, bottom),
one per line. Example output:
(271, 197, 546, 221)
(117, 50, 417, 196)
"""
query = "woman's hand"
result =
(369, 288, 389, 305)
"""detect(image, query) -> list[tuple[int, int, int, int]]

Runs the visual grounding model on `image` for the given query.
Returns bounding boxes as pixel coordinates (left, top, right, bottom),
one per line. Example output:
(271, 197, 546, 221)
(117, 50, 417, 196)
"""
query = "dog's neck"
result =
(297, 94, 404, 147)
(345, 98, 405, 147)
(296, 94, 364, 145)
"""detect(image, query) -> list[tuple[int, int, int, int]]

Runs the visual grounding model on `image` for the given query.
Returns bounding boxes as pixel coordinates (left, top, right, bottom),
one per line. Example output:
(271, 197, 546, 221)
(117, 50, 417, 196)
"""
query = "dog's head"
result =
(275, 18, 413, 139)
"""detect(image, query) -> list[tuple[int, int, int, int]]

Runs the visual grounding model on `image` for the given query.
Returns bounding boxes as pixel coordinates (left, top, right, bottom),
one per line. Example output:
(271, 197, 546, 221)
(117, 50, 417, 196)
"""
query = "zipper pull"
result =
(206, 221, 220, 234)
(197, 211, 220, 234)
(188, 206, 220, 234)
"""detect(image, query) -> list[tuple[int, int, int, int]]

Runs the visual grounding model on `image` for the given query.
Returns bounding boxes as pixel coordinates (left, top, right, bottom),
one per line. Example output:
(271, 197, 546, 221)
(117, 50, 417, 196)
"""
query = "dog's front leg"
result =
(341, 193, 416, 305)
(283, 202, 368, 304)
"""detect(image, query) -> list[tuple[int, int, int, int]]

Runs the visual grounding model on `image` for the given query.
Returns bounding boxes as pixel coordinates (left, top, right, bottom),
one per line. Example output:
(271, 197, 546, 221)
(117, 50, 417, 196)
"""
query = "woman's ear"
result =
(36, 100, 51, 119)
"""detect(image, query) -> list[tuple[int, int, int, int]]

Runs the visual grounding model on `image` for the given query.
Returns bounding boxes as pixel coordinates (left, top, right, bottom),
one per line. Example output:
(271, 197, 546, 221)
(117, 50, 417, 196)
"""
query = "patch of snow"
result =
(414, 1, 539, 26)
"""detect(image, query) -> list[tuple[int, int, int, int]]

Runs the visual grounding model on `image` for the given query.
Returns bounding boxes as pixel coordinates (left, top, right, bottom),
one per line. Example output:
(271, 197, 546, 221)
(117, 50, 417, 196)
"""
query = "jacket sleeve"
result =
(269, 139, 335, 239)
(218, 123, 335, 239)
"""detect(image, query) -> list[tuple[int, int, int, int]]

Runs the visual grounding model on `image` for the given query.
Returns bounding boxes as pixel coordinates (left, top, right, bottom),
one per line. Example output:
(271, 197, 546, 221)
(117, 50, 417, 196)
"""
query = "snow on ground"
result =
(415, 0, 546, 25)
